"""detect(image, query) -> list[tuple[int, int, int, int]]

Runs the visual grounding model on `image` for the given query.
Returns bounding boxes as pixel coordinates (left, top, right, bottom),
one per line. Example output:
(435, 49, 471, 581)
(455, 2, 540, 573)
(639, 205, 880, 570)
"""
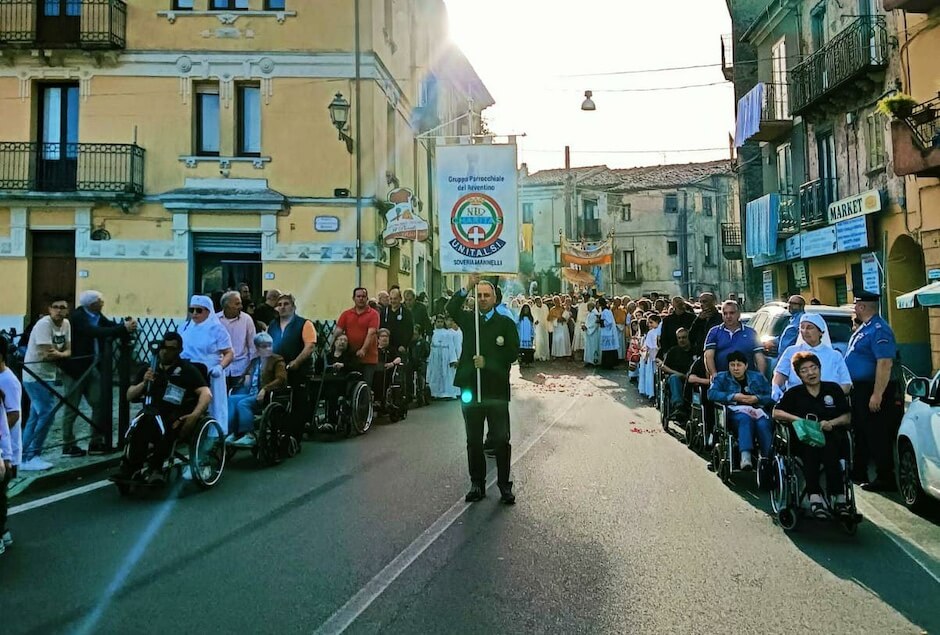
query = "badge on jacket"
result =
(496, 336, 505, 346)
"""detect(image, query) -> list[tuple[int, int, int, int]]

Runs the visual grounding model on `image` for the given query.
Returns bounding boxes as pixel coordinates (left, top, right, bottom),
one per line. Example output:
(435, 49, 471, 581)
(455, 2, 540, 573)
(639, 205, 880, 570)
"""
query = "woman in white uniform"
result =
(531, 296, 551, 361)
(180, 295, 234, 432)
(772, 313, 852, 400)
(582, 300, 600, 366)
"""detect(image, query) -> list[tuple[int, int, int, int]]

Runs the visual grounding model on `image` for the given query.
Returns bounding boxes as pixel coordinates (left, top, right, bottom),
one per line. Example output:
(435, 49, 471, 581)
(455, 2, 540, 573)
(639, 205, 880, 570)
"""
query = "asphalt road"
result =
(2, 363, 938, 635)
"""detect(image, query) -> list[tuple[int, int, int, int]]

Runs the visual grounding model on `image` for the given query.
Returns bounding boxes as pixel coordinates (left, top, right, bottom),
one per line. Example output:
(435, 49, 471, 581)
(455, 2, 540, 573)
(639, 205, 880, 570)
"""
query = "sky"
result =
(444, 0, 736, 173)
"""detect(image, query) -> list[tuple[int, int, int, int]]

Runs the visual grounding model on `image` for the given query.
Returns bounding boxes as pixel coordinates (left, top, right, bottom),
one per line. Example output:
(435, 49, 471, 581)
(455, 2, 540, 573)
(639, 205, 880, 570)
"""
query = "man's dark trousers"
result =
(463, 399, 511, 488)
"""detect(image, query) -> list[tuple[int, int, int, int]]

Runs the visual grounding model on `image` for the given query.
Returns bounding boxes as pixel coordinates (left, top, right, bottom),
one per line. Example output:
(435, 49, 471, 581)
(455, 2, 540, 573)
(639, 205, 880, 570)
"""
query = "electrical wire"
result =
(522, 147, 731, 154)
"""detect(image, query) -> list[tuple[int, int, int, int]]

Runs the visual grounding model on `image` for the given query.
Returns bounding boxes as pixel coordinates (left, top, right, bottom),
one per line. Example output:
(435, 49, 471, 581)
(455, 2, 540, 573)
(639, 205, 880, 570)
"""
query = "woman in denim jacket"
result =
(708, 350, 774, 470)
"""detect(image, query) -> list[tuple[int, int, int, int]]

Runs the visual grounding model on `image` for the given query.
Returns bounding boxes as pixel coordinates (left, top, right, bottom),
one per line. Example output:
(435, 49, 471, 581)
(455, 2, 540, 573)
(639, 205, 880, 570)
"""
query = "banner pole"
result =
(474, 282, 482, 404)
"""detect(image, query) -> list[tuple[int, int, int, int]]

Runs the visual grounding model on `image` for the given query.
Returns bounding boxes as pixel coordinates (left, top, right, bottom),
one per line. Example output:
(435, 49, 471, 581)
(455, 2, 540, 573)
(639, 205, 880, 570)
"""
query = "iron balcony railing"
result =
(906, 94, 940, 150)
(761, 81, 790, 121)
(0, 0, 127, 50)
(790, 16, 888, 114)
(720, 223, 742, 247)
(577, 218, 602, 241)
(777, 193, 801, 234)
(798, 178, 837, 228)
(0, 142, 145, 197)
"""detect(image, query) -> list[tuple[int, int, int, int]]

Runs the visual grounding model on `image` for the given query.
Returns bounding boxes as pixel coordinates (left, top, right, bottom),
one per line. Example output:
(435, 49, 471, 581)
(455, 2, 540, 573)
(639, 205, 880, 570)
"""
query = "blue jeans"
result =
(22, 380, 59, 461)
(227, 388, 261, 435)
(667, 375, 685, 407)
(729, 411, 772, 456)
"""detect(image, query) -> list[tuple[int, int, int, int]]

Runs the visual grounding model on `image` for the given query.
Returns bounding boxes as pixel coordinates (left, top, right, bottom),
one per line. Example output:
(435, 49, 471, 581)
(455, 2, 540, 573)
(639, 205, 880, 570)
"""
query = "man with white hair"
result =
(60, 290, 136, 456)
(217, 290, 257, 387)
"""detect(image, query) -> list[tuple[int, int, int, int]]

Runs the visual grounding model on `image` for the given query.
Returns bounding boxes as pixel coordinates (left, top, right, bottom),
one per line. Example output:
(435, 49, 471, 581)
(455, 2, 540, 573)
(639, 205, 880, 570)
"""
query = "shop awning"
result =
(896, 282, 940, 309)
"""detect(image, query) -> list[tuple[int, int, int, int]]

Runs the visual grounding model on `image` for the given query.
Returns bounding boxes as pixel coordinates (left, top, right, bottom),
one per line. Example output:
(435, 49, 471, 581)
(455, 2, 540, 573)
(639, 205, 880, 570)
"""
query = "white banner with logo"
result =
(436, 144, 519, 274)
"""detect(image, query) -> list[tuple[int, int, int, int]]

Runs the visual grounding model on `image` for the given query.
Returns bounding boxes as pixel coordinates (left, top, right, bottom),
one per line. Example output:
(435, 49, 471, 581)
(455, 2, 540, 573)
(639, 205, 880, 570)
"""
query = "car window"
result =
(749, 312, 767, 335)
(770, 315, 788, 337)
(825, 316, 854, 344)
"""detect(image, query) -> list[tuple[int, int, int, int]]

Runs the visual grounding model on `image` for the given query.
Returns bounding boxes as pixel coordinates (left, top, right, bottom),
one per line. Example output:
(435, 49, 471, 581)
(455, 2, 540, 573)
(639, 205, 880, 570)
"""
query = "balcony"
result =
(0, 0, 127, 51)
(576, 218, 602, 242)
(892, 95, 940, 178)
(790, 16, 888, 116)
(721, 33, 734, 82)
(883, 0, 939, 12)
(778, 194, 800, 235)
(738, 81, 793, 144)
(0, 142, 145, 200)
(721, 223, 743, 260)
(798, 178, 837, 229)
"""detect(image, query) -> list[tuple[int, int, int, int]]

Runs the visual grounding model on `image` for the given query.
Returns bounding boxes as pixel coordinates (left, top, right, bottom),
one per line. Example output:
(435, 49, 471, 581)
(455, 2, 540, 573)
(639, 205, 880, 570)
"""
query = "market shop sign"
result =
(827, 189, 881, 224)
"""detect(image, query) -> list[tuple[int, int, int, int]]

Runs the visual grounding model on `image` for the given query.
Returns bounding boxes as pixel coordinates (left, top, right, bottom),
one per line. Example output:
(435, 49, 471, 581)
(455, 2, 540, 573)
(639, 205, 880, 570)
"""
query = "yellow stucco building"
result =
(886, 0, 940, 371)
(0, 0, 492, 330)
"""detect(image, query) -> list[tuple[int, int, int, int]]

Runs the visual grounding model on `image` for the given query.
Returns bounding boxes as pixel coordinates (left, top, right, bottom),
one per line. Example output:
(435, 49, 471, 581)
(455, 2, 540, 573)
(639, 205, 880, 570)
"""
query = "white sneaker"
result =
(740, 451, 753, 471)
(181, 465, 192, 481)
(19, 457, 53, 471)
(2, 531, 12, 547)
(232, 434, 256, 448)
(224, 434, 237, 445)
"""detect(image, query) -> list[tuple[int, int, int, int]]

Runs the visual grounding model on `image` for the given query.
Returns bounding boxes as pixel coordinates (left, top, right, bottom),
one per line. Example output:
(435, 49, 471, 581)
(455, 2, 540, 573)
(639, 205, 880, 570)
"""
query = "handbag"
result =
(792, 415, 826, 448)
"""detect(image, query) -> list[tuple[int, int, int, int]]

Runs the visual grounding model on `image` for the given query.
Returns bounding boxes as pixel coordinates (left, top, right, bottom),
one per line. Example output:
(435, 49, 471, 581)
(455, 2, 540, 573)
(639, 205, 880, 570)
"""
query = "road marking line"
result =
(9, 480, 111, 516)
(313, 389, 585, 635)
(855, 497, 940, 586)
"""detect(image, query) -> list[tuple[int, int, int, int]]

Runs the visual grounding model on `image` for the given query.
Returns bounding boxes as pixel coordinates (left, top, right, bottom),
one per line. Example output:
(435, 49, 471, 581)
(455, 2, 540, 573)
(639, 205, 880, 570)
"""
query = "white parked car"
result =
(898, 375, 940, 510)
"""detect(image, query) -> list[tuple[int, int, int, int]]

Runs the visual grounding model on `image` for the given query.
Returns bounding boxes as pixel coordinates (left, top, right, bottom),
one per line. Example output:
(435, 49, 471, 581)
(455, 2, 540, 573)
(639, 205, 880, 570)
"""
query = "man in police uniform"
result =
(844, 291, 899, 491)
(447, 273, 520, 504)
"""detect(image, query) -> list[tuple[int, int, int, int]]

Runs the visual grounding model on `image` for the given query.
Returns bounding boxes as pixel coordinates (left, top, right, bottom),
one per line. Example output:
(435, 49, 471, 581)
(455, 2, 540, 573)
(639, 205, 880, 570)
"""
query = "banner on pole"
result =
(436, 144, 519, 274)
(560, 236, 613, 266)
(382, 187, 429, 245)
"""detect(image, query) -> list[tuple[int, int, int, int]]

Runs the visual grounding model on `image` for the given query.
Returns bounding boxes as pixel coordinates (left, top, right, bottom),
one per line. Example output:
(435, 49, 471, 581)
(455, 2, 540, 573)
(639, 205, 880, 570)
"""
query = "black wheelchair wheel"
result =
(190, 418, 226, 489)
(347, 381, 374, 436)
(770, 455, 788, 515)
(257, 402, 287, 467)
(778, 507, 798, 531)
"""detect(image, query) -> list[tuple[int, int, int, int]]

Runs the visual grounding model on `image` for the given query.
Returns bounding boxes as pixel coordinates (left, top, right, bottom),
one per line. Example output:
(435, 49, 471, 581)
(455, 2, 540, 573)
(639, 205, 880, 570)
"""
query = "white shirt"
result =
(0, 368, 22, 465)
(23, 316, 69, 383)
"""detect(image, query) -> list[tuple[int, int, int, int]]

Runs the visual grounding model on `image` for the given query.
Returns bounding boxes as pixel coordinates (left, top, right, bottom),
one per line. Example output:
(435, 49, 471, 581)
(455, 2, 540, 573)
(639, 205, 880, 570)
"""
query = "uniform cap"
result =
(854, 290, 880, 301)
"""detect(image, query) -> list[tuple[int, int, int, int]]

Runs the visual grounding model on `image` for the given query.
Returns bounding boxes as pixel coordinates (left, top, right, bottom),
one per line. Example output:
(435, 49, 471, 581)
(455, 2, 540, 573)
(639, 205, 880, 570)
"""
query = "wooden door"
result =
(36, 0, 81, 47)
(37, 83, 79, 192)
(29, 231, 76, 323)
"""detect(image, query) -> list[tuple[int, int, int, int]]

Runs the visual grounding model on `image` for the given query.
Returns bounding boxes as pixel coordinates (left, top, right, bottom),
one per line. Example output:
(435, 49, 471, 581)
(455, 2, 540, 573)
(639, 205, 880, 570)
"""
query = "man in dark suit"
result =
(446, 273, 520, 504)
(61, 291, 136, 455)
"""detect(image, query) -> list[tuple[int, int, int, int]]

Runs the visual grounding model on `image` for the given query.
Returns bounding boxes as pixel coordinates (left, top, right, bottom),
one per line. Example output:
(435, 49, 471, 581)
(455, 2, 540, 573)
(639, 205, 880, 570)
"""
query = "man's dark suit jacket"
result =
(61, 307, 130, 379)
(446, 292, 520, 402)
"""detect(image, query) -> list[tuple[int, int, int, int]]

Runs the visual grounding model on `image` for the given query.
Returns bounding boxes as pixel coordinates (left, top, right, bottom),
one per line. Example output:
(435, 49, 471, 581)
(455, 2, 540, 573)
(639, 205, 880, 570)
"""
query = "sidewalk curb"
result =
(10, 456, 121, 500)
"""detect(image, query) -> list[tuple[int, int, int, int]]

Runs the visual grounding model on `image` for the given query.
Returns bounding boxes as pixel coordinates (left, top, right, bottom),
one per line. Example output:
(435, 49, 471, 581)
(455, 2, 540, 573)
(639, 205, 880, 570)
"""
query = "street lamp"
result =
(580, 90, 596, 111)
(328, 92, 354, 154)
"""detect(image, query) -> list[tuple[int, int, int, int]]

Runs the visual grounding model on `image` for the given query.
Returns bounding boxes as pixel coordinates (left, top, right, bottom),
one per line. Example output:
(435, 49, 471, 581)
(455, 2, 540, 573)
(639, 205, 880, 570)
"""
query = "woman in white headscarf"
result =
(180, 295, 234, 431)
(772, 312, 851, 401)
(530, 296, 550, 361)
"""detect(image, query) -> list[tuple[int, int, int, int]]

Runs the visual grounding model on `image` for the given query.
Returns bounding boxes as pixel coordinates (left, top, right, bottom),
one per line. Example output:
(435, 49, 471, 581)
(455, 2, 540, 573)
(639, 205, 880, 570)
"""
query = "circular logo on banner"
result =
(450, 193, 504, 250)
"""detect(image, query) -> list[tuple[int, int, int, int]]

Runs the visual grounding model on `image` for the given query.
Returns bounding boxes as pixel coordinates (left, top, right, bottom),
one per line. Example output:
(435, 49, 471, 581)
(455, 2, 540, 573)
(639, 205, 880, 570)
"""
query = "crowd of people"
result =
(0, 279, 904, 556)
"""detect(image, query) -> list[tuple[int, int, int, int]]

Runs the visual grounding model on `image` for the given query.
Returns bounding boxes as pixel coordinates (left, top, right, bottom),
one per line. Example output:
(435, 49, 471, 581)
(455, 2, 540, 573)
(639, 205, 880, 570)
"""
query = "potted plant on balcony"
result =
(877, 93, 918, 119)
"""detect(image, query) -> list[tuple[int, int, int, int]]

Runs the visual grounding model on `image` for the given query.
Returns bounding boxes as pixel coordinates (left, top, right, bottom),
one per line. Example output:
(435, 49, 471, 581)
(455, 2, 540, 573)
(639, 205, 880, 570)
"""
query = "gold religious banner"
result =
(560, 236, 613, 266)
(561, 267, 596, 286)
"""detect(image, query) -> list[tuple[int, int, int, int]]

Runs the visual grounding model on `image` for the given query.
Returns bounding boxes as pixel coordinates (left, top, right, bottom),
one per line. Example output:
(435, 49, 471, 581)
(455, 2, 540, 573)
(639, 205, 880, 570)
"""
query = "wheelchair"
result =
(710, 404, 774, 488)
(307, 368, 374, 438)
(655, 365, 672, 432)
(226, 387, 300, 467)
(685, 385, 710, 453)
(374, 363, 408, 423)
(111, 406, 226, 495)
(769, 419, 862, 534)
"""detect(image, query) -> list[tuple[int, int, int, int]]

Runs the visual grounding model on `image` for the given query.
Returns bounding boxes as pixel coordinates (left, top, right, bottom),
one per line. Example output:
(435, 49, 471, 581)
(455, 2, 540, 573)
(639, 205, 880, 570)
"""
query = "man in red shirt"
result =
(334, 287, 380, 388)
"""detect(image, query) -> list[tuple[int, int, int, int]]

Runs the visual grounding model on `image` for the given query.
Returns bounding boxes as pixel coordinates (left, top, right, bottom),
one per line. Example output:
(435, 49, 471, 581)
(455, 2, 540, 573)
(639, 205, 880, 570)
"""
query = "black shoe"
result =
(861, 478, 897, 492)
(87, 443, 110, 456)
(465, 484, 485, 502)
(499, 482, 516, 505)
(61, 445, 86, 458)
